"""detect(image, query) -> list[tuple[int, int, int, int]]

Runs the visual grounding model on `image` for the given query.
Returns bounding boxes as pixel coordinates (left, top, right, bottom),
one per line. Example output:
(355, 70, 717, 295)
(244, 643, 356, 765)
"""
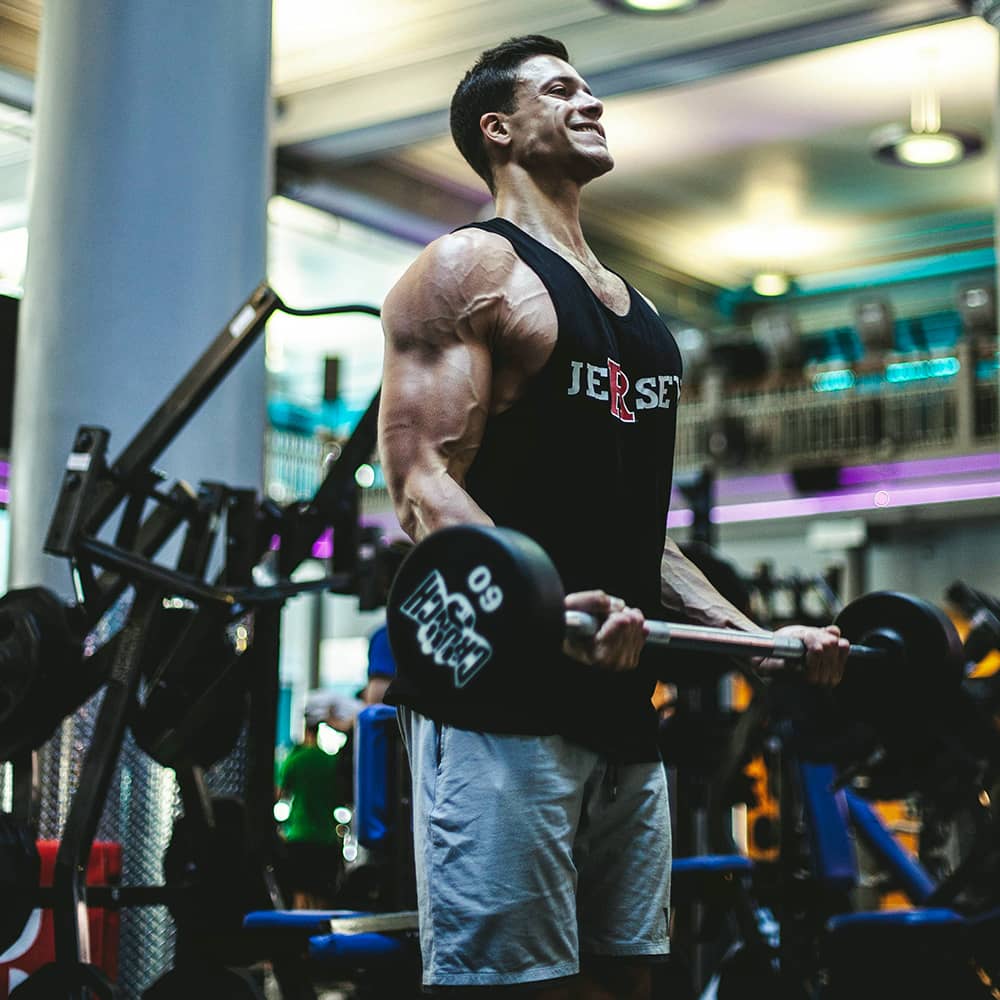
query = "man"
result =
(361, 623, 396, 706)
(358, 540, 410, 706)
(378, 35, 848, 999)
(276, 708, 348, 909)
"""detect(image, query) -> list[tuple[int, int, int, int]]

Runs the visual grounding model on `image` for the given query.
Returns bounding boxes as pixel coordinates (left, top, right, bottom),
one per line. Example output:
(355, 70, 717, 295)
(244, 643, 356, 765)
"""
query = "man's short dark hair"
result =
(450, 35, 569, 194)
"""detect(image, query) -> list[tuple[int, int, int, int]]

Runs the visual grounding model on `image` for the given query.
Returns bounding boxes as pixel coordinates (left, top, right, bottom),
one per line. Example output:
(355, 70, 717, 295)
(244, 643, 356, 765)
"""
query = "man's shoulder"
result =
(383, 226, 519, 325)
(421, 226, 518, 278)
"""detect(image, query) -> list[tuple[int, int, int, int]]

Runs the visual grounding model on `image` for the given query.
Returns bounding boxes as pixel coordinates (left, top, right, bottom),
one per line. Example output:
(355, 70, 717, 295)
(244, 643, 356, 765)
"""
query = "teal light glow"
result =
(813, 369, 856, 392)
(976, 354, 999, 379)
(884, 356, 960, 384)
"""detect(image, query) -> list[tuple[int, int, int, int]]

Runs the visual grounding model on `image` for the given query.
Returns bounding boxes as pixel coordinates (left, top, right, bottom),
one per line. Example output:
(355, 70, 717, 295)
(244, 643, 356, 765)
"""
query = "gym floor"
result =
(262, 975, 353, 1000)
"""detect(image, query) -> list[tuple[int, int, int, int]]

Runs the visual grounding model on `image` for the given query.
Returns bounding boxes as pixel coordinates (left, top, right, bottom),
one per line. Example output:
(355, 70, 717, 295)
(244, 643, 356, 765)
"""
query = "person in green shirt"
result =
(277, 709, 347, 908)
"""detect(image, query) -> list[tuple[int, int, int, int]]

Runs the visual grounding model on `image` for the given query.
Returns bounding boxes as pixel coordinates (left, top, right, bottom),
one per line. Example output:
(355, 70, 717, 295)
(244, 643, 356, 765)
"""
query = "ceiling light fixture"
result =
(870, 52, 982, 168)
(597, 0, 716, 13)
(752, 272, 791, 297)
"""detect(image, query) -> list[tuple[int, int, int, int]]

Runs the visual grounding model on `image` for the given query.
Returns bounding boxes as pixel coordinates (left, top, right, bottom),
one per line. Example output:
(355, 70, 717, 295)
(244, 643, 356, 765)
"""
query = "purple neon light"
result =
(667, 508, 694, 528)
(0, 486, 7, 505)
(708, 472, 791, 499)
(309, 515, 407, 560)
(695, 452, 1000, 506)
(672, 452, 1000, 513)
(313, 527, 333, 559)
(0, 460, 7, 478)
(703, 478, 1000, 524)
(838, 452, 1000, 486)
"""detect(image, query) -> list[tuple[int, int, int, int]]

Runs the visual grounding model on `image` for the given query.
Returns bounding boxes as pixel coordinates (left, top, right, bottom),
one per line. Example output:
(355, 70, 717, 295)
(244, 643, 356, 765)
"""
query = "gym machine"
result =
(0, 284, 409, 998)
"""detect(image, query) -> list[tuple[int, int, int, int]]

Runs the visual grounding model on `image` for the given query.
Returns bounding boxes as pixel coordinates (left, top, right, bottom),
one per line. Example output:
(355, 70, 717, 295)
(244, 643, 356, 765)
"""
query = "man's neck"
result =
(493, 171, 595, 265)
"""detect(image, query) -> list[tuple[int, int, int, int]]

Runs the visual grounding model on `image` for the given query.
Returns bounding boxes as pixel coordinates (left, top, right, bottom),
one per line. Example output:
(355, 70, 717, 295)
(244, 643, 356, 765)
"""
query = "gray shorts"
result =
(398, 707, 671, 989)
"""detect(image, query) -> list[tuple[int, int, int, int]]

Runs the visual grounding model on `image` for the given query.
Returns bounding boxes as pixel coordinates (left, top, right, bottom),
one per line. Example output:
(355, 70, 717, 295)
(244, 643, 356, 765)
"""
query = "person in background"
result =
(276, 706, 349, 909)
(366, 538, 413, 707)
(360, 623, 396, 706)
(356, 537, 410, 709)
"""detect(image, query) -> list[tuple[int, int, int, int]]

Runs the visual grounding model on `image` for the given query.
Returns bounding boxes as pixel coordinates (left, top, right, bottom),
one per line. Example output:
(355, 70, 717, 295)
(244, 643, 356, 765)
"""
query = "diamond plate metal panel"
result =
(34, 686, 184, 997)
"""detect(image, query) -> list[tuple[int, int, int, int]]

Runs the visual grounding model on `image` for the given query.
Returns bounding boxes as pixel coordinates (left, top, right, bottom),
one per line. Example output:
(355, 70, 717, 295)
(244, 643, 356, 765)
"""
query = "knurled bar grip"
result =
(564, 611, 885, 663)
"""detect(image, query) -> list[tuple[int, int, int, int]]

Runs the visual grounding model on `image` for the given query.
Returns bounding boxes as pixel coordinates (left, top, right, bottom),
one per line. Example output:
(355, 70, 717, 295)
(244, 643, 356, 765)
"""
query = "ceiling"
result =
(0, 1, 37, 79)
(388, 17, 996, 287)
(0, 101, 29, 290)
(0, 0, 995, 308)
(269, 0, 996, 310)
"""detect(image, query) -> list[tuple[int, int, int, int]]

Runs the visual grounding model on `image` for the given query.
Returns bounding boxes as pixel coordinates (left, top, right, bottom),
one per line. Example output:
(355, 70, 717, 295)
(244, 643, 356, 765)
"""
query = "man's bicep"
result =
(379, 326, 492, 477)
(377, 271, 496, 543)
(377, 232, 510, 537)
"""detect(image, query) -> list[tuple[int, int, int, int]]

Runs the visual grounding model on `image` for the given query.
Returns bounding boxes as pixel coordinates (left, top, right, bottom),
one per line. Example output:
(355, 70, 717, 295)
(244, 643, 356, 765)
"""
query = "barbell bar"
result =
(386, 524, 964, 717)
(564, 609, 885, 664)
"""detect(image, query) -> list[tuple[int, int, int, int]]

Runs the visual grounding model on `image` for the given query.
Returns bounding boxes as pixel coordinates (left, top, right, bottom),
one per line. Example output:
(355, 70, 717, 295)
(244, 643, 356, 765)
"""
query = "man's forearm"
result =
(393, 468, 493, 542)
(660, 535, 760, 632)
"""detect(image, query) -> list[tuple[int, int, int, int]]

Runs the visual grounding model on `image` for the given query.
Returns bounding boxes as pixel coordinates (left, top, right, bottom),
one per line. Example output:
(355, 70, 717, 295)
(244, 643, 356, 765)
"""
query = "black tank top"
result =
(388, 218, 683, 761)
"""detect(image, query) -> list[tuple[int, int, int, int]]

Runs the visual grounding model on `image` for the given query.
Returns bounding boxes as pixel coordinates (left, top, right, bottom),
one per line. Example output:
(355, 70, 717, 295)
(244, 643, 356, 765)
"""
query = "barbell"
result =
(385, 525, 965, 720)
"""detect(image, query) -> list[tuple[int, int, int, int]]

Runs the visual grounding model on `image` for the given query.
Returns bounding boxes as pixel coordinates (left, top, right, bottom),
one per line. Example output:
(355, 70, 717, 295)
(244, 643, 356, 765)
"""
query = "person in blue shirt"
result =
(361, 625, 396, 706)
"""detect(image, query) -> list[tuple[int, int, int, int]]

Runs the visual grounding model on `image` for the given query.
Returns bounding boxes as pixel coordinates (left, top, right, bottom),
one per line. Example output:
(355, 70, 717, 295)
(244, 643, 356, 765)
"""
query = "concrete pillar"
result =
(3, 6, 273, 991)
(9, 1, 271, 595)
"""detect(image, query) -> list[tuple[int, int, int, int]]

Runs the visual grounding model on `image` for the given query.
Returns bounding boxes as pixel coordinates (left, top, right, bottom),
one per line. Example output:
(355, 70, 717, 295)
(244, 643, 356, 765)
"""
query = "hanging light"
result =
(752, 272, 791, 297)
(871, 53, 982, 168)
(597, 0, 717, 12)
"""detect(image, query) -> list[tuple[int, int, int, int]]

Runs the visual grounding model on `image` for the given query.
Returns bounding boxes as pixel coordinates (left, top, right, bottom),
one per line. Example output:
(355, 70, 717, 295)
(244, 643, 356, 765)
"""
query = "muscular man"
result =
(378, 35, 848, 999)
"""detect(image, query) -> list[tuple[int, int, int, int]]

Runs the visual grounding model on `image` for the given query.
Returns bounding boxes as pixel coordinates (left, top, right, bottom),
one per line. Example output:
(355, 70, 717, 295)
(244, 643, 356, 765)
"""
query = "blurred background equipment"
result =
(853, 297, 896, 355)
(751, 307, 802, 374)
(1, 2, 1000, 996)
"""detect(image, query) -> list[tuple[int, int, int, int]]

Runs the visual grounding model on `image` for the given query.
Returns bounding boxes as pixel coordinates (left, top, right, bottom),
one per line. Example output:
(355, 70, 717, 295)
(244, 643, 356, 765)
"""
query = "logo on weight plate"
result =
(399, 570, 494, 688)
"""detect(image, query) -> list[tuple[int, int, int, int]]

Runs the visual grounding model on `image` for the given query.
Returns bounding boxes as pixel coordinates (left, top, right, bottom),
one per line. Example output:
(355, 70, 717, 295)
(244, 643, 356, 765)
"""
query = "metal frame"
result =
(20, 283, 384, 994)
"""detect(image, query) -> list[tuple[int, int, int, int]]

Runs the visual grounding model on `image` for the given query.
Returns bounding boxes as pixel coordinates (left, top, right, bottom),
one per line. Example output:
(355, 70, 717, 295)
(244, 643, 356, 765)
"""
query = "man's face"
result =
(501, 54, 614, 183)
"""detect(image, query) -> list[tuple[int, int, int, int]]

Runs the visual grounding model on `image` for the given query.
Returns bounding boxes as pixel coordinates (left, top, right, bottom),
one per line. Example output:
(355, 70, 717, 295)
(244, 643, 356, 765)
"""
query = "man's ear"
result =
(481, 112, 511, 149)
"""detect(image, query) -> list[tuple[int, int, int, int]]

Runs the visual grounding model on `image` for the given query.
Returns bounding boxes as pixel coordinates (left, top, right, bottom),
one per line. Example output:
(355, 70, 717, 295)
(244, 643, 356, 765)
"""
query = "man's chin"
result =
(583, 152, 615, 182)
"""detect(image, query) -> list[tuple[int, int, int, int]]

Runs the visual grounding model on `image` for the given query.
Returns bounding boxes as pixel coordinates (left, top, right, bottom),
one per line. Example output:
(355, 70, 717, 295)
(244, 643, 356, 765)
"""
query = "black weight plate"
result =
(0, 594, 40, 724)
(133, 615, 250, 770)
(387, 525, 566, 712)
(0, 812, 39, 954)
(0, 587, 86, 758)
(834, 591, 964, 733)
